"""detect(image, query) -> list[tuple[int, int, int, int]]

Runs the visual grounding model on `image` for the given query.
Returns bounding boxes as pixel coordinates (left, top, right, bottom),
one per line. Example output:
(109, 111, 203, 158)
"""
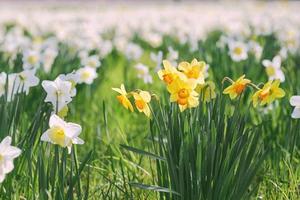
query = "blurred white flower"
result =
(22, 50, 40, 70)
(228, 41, 248, 62)
(42, 77, 73, 112)
(81, 55, 101, 68)
(290, 96, 300, 119)
(134, 63, 153, 84)
(17, 69, 40, 95)
(58, 72, 79, 97)
(41, 114, 84, 154)
(0, 136, 21, 183)
(41, 47, 58, 73)
(125, 43, 143, 60)
(248, 41, 262, 60)
(76, 66, 98, 85)
(150, 51, 163, 72)
(262, 55, 285, 82)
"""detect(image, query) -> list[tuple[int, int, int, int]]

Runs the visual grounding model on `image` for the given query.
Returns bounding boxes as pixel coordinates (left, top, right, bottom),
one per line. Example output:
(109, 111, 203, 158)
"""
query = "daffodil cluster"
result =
(158, 59, 215, 112)
(223, 75, 285, 107)
(112, 84, 153, 118)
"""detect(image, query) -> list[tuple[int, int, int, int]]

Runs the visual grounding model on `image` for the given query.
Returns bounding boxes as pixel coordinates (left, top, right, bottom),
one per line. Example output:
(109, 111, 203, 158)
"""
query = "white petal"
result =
(72, 137, 84, 145)
(291, 107, 300, 119)
(49, 114, 66, 128)
(65, 123, 82, 138)
(290, 96, 300, 106)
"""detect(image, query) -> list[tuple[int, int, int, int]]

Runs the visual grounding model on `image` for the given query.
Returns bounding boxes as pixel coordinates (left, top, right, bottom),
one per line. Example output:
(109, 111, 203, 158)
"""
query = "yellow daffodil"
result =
(196, 81, 217, 103)
(178, 59, 206, 84)
(132, 90, 151, 117)
(252, 80, 285, 107)
(223, 75, 251, 99)
(167, 76, 199, 112)
(158, 60, 179, 85)
(112, 84, 134, 112)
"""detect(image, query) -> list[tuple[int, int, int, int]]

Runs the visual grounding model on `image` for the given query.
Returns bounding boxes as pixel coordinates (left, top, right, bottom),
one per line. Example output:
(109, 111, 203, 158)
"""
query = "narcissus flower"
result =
(81, 55, 101, 68)
(132, 90, 151, 117)
(41, 114, 84, 153)
(0, 136, 21, 183)
(167, 77, 198, 112)
(158, 60, 179, 85)
(22, 49, 40, 70)
(134, 63, 153, 84)
(112, 84, 134, 112)
(262, 56, 285, 82)
(223, 75, 251, 99)
(76, 66, 98, 85)
(290, 96, 300, 119)
(228, 41, 248, 62)
(178, 59, 206, 85)
(252, 80, 285, 107)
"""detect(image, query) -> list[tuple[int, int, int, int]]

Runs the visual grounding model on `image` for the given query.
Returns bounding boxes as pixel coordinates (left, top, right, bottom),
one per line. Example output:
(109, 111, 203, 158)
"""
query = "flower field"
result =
(0, 1, 300, 199)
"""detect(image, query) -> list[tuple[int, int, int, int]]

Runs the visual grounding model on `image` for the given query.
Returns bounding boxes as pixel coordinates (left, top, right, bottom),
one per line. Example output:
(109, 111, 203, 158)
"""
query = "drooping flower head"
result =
(223, 75, 251, 99)
(132, 90, 151, 117)
(112, 84, 134, 112)
(252, 80, 285, 107)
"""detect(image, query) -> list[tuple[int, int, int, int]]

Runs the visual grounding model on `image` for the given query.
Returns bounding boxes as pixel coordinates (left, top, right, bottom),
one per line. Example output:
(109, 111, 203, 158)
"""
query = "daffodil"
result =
(223, 75, 251, 99)
(0, 136, 21, 183)
(290, 96, 300, 119)
(81, 55, 101, 69)
(76, 66, 98, 85)
(262, 56, 285, 82)
(132, 90, 151, 117)
(22, 49, 40, 70)
(41, 114, 84, 153)
(134, 63, 153, 84)
(178, 59, 206, 85)
(158, 60, 179, 85)
(228, 41, 248, 62)
(252, 80, 285, 107)
(112, 84, 134, 112)
(196, 81, 216, 103)
(167, 76, 199, 112)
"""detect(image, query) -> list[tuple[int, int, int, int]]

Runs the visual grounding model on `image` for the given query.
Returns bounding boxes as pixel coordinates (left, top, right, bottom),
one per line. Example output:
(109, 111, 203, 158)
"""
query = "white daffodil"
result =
(17, 69, 40, 95)
(76, 66, 98, 85)
(290, 96, 300, 119)
(41, 47, 58, 73)
(58, 72, 79, 97)
(134, 63, 153, 84)
(22, 49, 40, 70)
(42, 77, 73, 112)
(0, 72, 7, 97)
(248, 41, 263, 60)
(228, 41, 248, 62)
(262, 55, 285, 82)
(125, 43, 143, 60)
(150, 51, 163, 72)
(0, 136, 22, 183)
(41, 114, 84, 153)
(81, 55, 101, 69)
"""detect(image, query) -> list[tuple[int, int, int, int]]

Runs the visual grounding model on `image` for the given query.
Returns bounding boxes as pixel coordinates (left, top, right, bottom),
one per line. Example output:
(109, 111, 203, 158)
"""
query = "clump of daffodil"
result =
(196, 81, 217, 103)
(252, 80, 285, 107)
(223, 75, 251, 99)
(132, 90, 151, 117)
(157, 60, 180, 85)
(167, 76, 199, 112)
(178, 59, 206, 85)
(112, 84, 134, 112)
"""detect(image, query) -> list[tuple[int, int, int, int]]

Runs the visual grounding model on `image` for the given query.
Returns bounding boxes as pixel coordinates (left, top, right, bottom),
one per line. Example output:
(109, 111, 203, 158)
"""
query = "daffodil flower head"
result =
(252, 80, 285, 107)
(290, 96, 300, 119)
(158, 60, 179, 85)
(112, 84, 134, 112)
(262, 56, 285, 82)
(178, 59, 206, 85)
(132, 90, 151, 117)
(223, 75, 251, 99)
(167, 76, 199, 112)
(41, 114, 84, 154)
(0, 136, 21, 183)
